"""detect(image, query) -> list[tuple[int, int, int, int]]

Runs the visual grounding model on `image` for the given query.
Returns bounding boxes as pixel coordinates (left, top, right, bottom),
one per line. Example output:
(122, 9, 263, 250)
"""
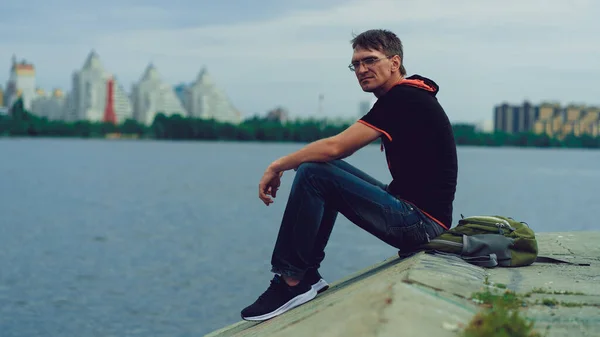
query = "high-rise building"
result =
(494, 103, 510, 132)
(533, 102, 562, 137)
(67, 50, 132, 123)
(131, 64, 186, 125)
(495, 100, 600, 139)
(4, 55, 36, 111)
(31, 88, 66, 120)
(494, 101, 539, 134)
(577, 107, 600, 137)
(184, 67, 242, 124)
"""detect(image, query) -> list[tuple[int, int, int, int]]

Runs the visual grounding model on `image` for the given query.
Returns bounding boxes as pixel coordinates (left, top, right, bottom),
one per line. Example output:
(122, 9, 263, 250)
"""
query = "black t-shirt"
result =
(358, 75, 458, 228)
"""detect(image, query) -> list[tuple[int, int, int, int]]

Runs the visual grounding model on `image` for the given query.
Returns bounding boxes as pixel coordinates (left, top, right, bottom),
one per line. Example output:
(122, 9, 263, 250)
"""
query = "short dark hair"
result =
(351, 29, 406, 75)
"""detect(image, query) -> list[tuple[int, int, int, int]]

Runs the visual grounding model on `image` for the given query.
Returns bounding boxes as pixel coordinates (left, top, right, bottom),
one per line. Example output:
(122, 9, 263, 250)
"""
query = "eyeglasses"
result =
(348, 56, 391, 72)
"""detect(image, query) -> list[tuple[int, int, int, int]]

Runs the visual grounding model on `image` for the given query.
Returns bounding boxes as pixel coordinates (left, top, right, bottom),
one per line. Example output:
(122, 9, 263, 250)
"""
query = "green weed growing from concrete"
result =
(527, 287, 585, 296)
(541, 298, 559, 307)
(462, 289, 545, 337)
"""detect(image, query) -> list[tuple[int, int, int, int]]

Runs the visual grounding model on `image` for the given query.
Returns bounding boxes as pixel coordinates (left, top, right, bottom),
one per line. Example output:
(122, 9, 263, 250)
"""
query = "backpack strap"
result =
(535, 255, 591, 266)
(460, 253, 499, 268)
(433, 251, 500, 268)
(406, 249, 500, 268)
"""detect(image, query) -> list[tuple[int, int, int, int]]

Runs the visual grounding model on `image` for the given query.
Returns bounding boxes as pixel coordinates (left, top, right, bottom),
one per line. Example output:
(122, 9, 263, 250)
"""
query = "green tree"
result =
(1, 102, 598, 150)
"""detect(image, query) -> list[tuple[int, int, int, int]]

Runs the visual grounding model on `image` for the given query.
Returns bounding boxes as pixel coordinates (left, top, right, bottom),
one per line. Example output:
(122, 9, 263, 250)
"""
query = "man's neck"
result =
(374, 75, 404, 98)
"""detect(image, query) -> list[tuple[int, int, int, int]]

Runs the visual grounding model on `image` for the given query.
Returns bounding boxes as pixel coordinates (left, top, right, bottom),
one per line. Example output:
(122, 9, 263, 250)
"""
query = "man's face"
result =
(350, 47, 397, 93)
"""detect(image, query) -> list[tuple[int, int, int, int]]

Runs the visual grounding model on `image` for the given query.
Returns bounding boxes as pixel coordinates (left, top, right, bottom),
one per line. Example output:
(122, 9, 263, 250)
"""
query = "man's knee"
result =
(296, 162, 329, 177)
(294, 162, 336, 192)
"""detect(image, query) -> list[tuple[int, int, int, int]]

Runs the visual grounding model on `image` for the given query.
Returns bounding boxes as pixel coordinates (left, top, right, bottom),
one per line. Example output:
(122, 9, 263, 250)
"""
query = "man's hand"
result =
(259, 167, 284, 206)
(256, 121, 382, 206)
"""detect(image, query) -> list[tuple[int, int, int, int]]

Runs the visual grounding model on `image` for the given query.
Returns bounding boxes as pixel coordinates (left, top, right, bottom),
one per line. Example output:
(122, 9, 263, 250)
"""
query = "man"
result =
(241, 29, 458, 321)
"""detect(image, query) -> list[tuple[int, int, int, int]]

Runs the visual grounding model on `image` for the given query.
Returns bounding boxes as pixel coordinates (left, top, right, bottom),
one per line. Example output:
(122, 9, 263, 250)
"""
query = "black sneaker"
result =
(241, 275, 316, 321)
(305, 268, 329, 294)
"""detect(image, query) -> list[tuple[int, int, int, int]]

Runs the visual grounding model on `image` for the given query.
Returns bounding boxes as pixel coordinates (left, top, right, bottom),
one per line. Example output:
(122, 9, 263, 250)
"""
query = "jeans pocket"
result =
(386, 218, 429, 250)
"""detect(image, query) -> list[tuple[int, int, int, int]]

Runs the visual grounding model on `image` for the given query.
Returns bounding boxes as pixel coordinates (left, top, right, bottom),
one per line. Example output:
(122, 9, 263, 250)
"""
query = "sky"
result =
(1, 0, 599, 123)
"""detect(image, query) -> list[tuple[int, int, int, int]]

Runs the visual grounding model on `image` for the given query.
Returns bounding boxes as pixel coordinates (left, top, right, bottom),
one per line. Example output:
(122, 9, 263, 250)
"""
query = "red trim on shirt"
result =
(400, 198, 449, 231)
(357, 120, 392, 142)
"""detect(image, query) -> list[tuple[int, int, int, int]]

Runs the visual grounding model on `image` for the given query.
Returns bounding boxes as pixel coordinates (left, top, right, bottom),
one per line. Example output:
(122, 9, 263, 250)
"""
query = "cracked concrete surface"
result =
(205, 232, 600, 337)
(486, 232, 600, 337)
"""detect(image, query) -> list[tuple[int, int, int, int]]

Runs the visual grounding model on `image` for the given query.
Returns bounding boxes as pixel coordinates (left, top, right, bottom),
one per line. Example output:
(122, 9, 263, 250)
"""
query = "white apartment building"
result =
(184, 68, 242, 124)
(31, 88, 66, 120)
(66, 50, 132, 123)
(131, 64, 186, 125)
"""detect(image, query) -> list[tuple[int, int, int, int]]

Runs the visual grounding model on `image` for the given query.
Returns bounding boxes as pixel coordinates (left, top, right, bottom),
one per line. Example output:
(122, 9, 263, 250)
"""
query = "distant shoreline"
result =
(2, 103, 599, 150)
(1, 135, 599, 151)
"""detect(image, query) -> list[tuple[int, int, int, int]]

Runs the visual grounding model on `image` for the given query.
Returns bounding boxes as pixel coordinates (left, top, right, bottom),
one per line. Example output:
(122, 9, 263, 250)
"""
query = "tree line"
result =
(1, 99, 598, 149)
(451, 124, 599, 149)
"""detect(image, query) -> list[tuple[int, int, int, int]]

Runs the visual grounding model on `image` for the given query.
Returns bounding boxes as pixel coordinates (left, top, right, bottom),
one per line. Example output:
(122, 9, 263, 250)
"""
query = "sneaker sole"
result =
(312, 279, 329, 294)
(241, 287, 317, 321)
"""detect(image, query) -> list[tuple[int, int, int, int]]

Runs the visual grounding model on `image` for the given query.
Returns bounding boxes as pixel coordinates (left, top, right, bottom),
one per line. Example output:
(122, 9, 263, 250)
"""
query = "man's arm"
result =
(267, 121, 382, 173)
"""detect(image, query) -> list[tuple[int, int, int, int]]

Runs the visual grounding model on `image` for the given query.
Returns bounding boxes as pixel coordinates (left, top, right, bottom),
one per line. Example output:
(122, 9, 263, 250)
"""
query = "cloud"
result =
(1, 0, 599, 122)
(92, 0, 595, 58)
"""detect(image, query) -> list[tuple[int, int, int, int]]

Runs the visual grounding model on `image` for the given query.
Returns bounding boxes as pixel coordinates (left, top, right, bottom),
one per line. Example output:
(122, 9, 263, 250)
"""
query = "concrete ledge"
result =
(205, 232, 600, 337)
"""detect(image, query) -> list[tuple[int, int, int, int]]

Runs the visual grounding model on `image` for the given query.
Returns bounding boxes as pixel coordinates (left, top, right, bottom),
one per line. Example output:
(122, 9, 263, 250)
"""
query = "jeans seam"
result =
(326, 175, 388, 225)
(383, 201, 414, 216)
(387, 219, 424, 235)
(387, 220, 428, 247)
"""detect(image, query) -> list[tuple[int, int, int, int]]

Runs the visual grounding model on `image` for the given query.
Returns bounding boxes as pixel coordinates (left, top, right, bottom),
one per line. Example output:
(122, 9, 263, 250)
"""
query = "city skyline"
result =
(1, 0, 599, 123)
(3, 49, 597, 124)
(1, 51, 243, 126)
(494, 100, 600, 139)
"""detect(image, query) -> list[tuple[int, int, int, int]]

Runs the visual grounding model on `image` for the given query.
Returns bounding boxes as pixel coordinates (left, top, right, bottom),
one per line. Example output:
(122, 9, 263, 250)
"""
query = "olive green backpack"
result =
(419, 215, 539, 268)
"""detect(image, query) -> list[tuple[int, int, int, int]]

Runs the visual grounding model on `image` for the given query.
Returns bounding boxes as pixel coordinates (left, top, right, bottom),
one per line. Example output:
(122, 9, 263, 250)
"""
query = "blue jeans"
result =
(270, 160, 446, 279)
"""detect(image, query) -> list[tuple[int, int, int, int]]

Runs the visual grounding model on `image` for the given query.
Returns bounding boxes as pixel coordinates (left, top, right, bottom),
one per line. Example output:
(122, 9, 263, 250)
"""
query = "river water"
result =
(0, 138, 597, 336)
